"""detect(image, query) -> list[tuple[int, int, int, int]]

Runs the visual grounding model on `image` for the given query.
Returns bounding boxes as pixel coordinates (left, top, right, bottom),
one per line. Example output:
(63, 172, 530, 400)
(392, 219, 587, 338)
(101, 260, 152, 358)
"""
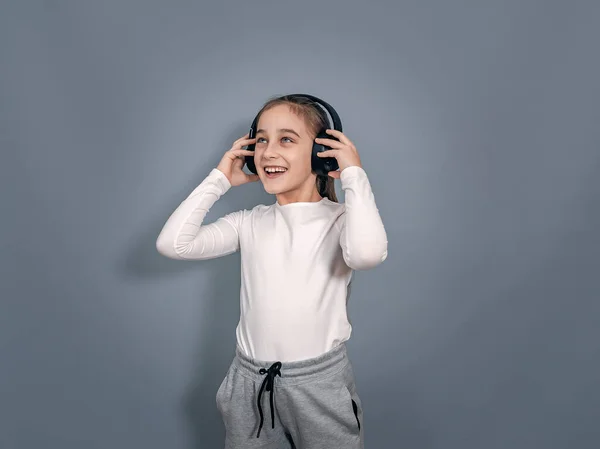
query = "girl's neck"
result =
(276, 188, 323, 206)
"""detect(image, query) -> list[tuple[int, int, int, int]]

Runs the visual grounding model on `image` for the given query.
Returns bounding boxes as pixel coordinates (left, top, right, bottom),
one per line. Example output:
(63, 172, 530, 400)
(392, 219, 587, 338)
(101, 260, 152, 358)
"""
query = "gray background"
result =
(1, 1, 599, 448)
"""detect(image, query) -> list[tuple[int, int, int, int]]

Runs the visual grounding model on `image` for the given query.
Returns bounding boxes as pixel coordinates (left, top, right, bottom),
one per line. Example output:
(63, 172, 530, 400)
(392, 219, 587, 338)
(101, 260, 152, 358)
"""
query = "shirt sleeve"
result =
(156, 168, 246, 260)
(337, 165, 388, 270)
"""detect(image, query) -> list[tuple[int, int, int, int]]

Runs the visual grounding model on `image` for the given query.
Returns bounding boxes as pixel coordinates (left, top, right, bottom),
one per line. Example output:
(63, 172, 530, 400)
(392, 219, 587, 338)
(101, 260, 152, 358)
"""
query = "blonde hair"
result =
(255, 94, 338, 202)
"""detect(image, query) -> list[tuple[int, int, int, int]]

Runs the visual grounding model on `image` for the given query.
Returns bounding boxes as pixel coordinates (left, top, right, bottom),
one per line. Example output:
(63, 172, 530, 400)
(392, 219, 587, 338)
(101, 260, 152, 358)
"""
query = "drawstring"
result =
(256, 361, 282, 438)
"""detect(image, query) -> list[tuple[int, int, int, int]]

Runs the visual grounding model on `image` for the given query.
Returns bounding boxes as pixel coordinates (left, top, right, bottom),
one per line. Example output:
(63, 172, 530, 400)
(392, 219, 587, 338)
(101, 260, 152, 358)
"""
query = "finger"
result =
(325, 129, 353, 146)
(236, 137, 256, 146)
(316, 149, 338, 158)
(229, 149, 255, 157)
(327, 171, 341, 179)
(233, 136, 256, 147)
(315, 137, 346, 149)
(229, 145, 254, 154)
(247, 174, 260, 182)
(232, 135, 248, 146)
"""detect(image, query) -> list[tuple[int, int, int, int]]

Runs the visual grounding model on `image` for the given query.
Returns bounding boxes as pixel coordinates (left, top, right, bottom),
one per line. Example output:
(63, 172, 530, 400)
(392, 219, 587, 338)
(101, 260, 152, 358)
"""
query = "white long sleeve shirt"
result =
(156, 165, 388, 362)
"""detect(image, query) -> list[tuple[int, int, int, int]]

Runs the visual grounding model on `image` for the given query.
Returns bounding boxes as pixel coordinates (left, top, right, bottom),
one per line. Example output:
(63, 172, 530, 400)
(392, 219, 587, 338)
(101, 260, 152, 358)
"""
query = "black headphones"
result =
(244, 94, 342, 177)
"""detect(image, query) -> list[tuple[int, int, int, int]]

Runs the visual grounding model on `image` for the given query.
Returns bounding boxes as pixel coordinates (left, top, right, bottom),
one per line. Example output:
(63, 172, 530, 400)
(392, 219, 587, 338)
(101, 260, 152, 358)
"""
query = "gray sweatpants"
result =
(215, 341, 364, 448)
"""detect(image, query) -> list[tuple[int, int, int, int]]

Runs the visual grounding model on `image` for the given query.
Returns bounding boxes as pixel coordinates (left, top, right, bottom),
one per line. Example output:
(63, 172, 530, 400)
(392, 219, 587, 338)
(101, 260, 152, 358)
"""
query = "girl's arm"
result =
(337, 166, 388, 270)
(156, 168, 245, 260)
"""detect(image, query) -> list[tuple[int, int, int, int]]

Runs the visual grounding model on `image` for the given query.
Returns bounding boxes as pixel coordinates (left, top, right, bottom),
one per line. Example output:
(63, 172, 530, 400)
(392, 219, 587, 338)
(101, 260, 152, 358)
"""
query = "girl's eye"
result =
(256, 137, 293, 143)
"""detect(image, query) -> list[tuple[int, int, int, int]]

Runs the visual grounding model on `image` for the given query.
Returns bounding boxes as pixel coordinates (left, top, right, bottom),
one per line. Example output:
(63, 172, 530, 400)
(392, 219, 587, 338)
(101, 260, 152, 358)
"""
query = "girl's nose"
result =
(263, 142, 279, 157)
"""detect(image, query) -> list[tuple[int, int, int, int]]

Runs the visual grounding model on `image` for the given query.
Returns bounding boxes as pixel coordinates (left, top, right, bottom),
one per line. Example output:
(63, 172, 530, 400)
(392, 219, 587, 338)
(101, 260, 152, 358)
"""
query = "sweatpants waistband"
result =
(233, 342, 349, 386)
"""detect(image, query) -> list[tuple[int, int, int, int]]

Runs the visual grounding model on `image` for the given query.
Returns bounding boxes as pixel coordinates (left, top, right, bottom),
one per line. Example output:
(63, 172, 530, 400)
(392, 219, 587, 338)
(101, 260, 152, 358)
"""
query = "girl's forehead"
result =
(258, 107, 308, 131)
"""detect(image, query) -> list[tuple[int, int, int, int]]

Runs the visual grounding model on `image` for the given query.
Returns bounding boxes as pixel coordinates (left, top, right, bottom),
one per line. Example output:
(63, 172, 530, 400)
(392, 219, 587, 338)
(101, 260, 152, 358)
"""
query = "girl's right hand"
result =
(216, 133, 259, 187)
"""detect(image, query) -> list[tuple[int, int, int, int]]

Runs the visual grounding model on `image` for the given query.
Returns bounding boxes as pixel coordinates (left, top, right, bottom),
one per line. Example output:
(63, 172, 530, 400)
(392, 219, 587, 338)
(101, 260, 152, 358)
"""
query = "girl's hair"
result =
(254, 95, 338, 202)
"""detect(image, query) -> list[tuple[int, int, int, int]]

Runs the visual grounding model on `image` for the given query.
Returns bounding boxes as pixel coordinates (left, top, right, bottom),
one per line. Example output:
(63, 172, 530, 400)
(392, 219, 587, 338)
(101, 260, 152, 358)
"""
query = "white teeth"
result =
(264, 167, 287, 173)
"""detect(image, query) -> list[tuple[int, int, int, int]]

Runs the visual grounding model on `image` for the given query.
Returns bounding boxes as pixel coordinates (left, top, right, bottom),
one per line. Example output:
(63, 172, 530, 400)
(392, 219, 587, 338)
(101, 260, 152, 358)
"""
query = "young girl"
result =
(156, 94, 388, 448)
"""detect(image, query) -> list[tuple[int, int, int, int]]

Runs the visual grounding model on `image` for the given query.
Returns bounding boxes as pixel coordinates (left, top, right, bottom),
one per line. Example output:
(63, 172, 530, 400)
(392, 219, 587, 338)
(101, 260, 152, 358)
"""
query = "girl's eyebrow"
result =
(256, 128, 301, 138)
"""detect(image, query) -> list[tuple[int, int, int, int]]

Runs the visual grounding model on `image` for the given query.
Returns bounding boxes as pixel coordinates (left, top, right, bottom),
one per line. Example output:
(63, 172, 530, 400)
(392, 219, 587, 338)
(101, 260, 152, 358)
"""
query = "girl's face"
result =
(254, 104, 319, 203)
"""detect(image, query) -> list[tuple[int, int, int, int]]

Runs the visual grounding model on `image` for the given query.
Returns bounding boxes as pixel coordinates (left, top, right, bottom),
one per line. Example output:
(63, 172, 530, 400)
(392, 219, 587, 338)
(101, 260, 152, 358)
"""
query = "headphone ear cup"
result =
(312, 130, 340, 176)
(244, 142, 257, 174)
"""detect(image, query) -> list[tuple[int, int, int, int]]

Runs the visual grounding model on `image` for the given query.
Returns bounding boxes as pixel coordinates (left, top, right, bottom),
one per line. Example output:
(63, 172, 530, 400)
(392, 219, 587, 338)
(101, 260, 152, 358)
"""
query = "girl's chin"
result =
(263, 186, 286, 195)
(262, 181, 291, 195)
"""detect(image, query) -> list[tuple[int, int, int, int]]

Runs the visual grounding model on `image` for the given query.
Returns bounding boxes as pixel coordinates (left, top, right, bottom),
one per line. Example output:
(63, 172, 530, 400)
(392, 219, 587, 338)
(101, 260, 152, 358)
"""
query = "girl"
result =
(156, 94, 388, 448)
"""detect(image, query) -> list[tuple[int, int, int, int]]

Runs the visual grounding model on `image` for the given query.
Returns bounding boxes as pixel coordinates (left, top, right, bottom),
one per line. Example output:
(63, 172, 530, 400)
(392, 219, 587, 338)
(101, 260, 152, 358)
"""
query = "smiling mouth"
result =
(263, 166, 288, 179)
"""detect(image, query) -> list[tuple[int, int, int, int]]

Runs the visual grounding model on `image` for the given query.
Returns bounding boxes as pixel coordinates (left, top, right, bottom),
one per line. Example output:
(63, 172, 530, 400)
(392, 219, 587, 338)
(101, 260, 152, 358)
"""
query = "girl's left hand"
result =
(315, 129, 362, 179)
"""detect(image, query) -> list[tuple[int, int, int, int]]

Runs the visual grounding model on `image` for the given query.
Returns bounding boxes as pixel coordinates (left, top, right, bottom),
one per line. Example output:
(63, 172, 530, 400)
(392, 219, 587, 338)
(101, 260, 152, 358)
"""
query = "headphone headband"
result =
(249, 94, 343, 135)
